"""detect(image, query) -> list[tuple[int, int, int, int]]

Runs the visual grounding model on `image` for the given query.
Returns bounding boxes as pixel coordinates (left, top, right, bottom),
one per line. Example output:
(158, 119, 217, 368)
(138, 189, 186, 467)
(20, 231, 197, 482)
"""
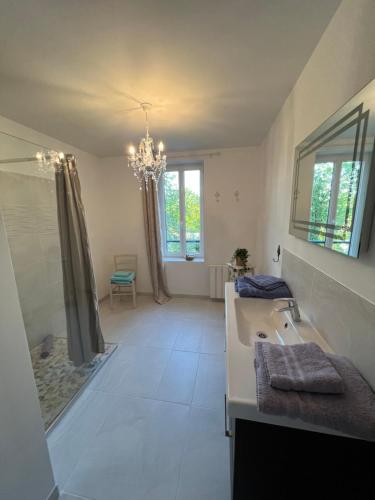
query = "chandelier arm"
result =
(145, 109, 149, 138)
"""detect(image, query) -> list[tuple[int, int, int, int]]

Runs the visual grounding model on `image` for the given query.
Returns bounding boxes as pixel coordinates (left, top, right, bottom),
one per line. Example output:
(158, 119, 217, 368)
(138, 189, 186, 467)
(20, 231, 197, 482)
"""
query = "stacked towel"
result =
(254, 341, 375, 441)
(236, 275, 292, 299)
(261, 341, 344, 394)
(111, 271, 135, 284)
(243, 275, 287, 291)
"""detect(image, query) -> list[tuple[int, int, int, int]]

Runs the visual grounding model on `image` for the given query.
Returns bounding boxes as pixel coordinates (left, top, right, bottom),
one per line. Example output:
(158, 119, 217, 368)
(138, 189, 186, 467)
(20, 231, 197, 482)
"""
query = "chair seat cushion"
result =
(111, 271, 135, 284)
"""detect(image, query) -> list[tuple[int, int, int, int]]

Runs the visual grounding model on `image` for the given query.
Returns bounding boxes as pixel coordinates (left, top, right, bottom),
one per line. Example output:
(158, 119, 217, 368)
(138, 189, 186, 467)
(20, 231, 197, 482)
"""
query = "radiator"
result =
(209, 265, 229, 299)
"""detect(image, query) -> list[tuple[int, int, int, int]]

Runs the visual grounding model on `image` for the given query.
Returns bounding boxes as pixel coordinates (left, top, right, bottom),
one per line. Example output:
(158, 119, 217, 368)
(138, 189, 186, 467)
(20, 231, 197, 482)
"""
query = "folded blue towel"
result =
(111, 271, 135, 284)
(112, 271, 134, 279)
(236, 276, 292, 299)
(242, 275, 286, 291)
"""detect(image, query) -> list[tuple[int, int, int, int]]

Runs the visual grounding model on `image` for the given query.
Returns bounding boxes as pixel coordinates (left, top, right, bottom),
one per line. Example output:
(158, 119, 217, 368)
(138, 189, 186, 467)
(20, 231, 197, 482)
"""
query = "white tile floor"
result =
(49, 295, 230, 500)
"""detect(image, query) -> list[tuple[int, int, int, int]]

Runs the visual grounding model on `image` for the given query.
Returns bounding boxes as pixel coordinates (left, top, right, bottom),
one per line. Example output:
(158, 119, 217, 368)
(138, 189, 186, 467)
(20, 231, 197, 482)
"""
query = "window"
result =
(159, 164, 204, 259)
(308, 154, 367, 255)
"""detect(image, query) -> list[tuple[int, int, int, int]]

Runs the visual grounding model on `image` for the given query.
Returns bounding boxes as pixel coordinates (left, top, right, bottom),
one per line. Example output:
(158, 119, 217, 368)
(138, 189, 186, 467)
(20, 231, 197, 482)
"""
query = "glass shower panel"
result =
(0, 136, 69, 429)
(0, 132, 113, 430)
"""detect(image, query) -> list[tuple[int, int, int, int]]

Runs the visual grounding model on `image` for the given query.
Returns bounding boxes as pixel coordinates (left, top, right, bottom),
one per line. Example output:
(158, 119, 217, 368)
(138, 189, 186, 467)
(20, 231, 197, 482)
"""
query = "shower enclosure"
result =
(0, 131, 114, 430)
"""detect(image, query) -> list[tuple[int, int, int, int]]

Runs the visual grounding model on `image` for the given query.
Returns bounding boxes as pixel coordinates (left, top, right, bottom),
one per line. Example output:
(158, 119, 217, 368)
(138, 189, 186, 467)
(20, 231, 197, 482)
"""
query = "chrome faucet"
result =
(273, 298, 301, 322)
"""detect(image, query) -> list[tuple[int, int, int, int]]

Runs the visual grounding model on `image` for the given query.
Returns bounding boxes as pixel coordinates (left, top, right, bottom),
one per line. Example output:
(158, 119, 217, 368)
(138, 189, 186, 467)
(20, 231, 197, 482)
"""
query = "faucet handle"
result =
(273, 297, 296, 304)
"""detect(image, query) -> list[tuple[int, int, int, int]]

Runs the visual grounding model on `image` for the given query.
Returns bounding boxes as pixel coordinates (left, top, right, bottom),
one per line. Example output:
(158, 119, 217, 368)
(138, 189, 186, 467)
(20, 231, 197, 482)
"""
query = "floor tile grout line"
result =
(190, 352, 203, 408)
(187, 349, 201, 406)
(90, 353, 224, 407)
(58, 396, 122, 494)
(61, 491, 95, 500)
(54, 390, 129, 493)
(63, 392, 193, 500)
(155, 348, 200, 404)
(53, 297, 226, 498)
(173, 403, 195, 500)
(152, 346, 174, 399)
(89, 387, 195, 408)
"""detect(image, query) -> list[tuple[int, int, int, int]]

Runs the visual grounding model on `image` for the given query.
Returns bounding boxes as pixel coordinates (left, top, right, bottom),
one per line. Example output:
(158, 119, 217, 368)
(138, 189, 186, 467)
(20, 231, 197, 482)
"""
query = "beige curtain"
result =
(142, 179, 171, 304)
(55, 155, 105, 366)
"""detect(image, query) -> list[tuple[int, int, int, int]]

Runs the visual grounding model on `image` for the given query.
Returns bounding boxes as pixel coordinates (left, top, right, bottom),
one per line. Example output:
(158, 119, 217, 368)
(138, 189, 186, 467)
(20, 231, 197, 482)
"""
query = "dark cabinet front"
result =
(228, 417, 374, 500)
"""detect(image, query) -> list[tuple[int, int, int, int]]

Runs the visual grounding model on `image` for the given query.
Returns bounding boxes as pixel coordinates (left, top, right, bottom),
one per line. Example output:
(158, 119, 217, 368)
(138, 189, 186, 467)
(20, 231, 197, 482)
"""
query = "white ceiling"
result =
(0, 0, 341, 157)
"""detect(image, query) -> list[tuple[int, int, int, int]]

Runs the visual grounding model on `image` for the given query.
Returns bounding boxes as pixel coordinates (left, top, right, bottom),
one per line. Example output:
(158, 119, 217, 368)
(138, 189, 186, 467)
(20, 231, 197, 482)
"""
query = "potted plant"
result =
(233, 248, 249, 267)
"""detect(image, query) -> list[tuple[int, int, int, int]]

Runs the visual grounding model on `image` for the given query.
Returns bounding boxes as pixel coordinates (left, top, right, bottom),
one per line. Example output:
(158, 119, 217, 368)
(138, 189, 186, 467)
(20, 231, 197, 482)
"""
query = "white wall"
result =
(0, 214, 56, 500)
(259, 0, 375, 304)
(99, 147, 264, 296)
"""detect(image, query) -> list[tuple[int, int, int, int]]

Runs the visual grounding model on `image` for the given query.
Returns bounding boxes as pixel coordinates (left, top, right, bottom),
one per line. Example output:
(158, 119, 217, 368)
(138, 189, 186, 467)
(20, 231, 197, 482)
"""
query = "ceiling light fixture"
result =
(35, 150, 65, 172)
(128, 102, 166, 190)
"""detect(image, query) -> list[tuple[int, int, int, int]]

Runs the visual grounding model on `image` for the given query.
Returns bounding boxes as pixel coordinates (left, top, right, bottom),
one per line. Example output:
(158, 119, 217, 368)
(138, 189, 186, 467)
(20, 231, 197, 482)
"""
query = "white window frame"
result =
(311, 153, 370, 254)
(159, 163, 204, 260)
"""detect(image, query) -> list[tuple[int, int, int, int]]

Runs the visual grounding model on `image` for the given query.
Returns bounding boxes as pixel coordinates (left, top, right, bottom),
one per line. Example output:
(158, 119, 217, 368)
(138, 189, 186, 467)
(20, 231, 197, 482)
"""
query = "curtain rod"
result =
(0, 153, 72, 166)
(167, 151, 221, 159)
(0, 157, 38, 164)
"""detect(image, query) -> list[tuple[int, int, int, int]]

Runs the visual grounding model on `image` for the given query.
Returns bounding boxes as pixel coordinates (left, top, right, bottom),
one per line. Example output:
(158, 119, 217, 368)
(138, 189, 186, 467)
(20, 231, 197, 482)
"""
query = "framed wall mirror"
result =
(290, 79, 375, 258)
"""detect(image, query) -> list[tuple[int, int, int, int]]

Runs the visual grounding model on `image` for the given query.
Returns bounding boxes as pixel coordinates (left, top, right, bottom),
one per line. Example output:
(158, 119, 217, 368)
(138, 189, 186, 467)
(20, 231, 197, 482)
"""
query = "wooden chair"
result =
(109, 254, 137, 308)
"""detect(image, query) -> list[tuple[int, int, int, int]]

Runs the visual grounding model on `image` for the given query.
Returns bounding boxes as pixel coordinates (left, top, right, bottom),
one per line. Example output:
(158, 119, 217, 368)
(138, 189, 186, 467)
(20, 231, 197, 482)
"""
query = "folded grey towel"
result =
(255, 343, 375, 441)
(260, 342, 344, 394)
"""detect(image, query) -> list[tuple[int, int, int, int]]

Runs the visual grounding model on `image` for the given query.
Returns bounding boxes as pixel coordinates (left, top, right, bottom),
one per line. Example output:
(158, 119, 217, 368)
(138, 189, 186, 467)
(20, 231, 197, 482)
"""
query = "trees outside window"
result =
(160, 165, 203, 258)
(309, 159, 361, 254)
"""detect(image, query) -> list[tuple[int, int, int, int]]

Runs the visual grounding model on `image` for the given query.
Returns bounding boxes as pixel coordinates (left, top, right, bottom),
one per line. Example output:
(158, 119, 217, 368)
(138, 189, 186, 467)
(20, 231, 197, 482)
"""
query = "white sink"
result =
(224, 282, 344, 437)
(235, 296, 303, 347)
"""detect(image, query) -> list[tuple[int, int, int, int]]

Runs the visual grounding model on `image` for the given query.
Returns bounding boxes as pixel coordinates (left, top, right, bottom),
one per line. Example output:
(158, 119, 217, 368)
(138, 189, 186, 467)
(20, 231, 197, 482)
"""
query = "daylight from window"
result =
(309, 160, 361, 254)
(162, 167, 202, 257)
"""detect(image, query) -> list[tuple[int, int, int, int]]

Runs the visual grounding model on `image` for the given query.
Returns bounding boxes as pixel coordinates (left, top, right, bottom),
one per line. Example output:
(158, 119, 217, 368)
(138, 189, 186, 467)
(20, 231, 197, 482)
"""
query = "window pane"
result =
(333, 160, 361, 252)
(309, 162, 334, 244)
(164, 171, 180, 254)
(184, 170, 201, 255)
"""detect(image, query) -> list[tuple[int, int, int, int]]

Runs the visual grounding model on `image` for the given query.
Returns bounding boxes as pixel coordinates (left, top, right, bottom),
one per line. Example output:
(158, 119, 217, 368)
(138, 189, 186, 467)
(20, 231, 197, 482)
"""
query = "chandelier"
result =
(35, 150, 66, 173)
(128, 102, 167, 190)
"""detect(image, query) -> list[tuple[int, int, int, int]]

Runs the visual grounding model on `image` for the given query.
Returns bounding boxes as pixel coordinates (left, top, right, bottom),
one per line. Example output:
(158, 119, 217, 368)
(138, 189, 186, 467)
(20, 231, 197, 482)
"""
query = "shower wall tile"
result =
(39, 232, 61, 257)
(281, 250, 315, 316)
(282, 250, 375, 389)
(0, 172, 35, 206)
(45, 258, 63, 285)
(0, 171, 66, 349)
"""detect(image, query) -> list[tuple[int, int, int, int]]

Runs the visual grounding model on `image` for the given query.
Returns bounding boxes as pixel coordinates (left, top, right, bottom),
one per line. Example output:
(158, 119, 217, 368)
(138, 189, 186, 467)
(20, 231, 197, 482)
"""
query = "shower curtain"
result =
(142, 178, 171, 304)
(55, 155, 104, 366)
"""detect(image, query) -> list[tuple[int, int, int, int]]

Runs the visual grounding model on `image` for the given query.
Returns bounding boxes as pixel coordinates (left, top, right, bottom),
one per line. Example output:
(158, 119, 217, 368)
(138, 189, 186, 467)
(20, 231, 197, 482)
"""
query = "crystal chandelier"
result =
(35, 150, 65, 173)
(128, 103, 166, 190)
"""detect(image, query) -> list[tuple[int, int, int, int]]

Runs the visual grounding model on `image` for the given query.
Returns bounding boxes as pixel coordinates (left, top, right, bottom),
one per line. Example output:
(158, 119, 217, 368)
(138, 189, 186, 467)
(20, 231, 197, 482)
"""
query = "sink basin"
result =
(235, 297, 303, 346)
(225, 282, 340, 437)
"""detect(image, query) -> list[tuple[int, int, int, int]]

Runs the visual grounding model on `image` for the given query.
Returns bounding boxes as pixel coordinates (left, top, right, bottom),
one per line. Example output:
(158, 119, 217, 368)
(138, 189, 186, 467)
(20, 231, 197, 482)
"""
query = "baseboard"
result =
(47, 485, 59, 500)
(99, 291, 153, 303)
(100, 291, 215, 301)
(171, 293, 210, 299)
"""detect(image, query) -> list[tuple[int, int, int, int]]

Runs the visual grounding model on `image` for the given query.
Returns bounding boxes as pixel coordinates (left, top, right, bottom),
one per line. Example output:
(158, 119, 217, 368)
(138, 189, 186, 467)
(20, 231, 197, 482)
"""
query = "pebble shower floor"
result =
(31, 337, 116, 430)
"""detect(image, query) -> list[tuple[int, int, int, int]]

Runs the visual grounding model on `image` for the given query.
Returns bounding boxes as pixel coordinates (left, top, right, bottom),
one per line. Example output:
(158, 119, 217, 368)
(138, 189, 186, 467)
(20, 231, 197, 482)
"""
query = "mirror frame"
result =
(289, 79, 375, 258)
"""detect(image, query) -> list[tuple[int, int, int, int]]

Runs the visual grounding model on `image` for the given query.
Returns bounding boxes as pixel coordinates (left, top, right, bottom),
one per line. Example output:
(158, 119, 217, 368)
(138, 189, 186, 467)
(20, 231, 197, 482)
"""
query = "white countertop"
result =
(224, 282, 353, 438)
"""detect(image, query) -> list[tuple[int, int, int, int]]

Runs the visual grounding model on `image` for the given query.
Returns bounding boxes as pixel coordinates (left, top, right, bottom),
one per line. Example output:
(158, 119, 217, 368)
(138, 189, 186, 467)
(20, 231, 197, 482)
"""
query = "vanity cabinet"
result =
(228, 416, 374, 500)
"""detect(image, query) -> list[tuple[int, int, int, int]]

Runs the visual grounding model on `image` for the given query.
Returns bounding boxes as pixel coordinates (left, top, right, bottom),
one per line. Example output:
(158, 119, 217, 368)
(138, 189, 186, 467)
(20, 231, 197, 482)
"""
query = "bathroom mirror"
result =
(290, 79, 375, 258)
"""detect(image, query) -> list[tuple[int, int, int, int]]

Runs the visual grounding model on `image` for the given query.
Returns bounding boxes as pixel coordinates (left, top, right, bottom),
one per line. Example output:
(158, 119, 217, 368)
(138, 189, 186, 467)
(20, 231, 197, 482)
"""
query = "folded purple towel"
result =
(260, 342, 344, 394)
(255, 342, 375, 441)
